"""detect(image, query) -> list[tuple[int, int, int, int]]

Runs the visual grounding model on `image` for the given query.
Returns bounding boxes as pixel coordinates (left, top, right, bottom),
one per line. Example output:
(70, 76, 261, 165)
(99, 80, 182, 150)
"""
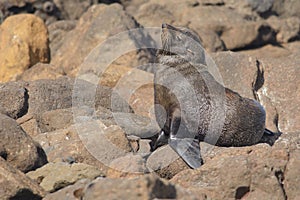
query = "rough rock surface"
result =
(0, 14, 50, 82)
(0, 157, 46, 200)
(18, 63, 64, 81)
(51, 4, 154, 76)
(43, 178, 90, 200)
(26, 162, 105, 192)
(82, 174, 199, 200)
(0, 81, 28, 119)
(211, 51, 279, 132)
(0, 1, 300, 199)
(258, 54, 300, 133)
(0, 114, 47, 172)
(171, 140, 293, 199)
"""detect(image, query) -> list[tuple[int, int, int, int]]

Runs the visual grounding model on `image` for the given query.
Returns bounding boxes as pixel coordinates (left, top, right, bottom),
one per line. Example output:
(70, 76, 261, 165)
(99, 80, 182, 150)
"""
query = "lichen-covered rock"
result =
(0, 14, 49, 82)
(26, 162, 105, 192)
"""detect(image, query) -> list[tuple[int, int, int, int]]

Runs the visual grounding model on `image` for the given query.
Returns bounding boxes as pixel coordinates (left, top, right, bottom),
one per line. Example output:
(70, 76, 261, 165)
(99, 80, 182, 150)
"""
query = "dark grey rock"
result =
(0, 113, 47, 172)
(0, 81, 28, 119)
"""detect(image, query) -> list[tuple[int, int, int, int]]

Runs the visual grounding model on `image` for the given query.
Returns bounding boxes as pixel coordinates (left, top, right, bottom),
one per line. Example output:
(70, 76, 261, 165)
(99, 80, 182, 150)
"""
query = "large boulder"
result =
(51, 3, 154, 76)
(0, 114, 47, 172)
(27, 162, 105, 192)
(81, 174, 201, 200)
(0, 14, 50, 82)
(0, 157, 46, 200)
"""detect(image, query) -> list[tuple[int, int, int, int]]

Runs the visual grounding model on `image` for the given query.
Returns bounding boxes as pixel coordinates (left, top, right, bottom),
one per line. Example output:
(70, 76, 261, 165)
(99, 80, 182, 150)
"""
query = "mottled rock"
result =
(48, 20, 77, 57)
(0, 81, 28, 119)
(0, 0, 60, 24)
(0, 157, 46, 200)
(0, 114, 47, 172)
(259, 53, 300, 132)
(113, 113, 159, 138)
(27, 77, 73, 117)
(33, 125, 108, 172)
(112, 68, 154, 117)
(19, 63, 64, 81)
(211, 51, 278, 132)
(51, 4, 153, 76)
(147, 145, 190, 179)
(267, 16, 300, 43)
(17, 114, 41, 137)
(171, 143, 289, 199)
(0, 14, 50, 82)
(82, 175, 180, 200)
(43, 178, 90, 200)
(26, 162, 104, 192)
(107, 154, 148, 178)
(34, 121, 134, 173)
(39, 108, 74, 133)
(240, 44, 291, 59)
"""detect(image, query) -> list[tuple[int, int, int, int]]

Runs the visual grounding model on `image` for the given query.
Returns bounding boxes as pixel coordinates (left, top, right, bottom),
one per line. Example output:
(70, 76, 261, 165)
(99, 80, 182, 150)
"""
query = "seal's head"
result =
(159, 23, 206, 65)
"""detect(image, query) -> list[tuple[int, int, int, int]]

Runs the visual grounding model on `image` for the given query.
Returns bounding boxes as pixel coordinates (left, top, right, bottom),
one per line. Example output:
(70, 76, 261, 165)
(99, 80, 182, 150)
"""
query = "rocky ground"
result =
(0, 0, 299, 199)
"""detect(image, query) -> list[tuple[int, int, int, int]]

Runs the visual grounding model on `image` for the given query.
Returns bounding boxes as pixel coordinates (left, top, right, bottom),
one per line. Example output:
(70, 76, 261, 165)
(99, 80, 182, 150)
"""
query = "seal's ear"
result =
(169, 137, 202, 169)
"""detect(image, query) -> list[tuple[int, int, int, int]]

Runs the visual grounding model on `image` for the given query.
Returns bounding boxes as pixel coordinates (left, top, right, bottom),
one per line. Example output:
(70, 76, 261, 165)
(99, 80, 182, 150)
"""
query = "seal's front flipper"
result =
(169, 137, 202, 169)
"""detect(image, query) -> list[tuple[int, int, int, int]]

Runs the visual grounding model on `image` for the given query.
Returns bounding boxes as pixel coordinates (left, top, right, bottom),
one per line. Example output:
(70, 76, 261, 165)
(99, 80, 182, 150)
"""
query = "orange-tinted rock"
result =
(0, 14, 49, 82)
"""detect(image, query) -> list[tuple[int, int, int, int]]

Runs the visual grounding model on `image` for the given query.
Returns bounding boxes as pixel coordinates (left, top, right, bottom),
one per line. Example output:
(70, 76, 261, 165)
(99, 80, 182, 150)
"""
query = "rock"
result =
(240, 44, 291, 59)
(32, 124, 108, 172)
(211, 51, 279, 132)
(0, 81, 28, 119)
(103, 124, 133, 153)
(17, 114, 41, 137)
(0, 114, 47, 172)
(48, 20, 77, 57)
(53, 0, 95, 20)
(0, 0, 61, 25)
(0, 14, 50, 82)
(18, 63, 64, 81)
(267, 16, 300, 43)
(171, 143, 289, 199)
(107, 154, 148, 178)
(33, 121, 134, 173)
(112, 113, 159, 138)
(278, 133, 300, 199)
(27, 77, 73, 117)
(128, 1, 276, 50)
(146, 145, 190, 179)
(51, 4, 153, 76)
(39, 108, 74, 133)
(0, 157, 46, 200)
(43, 178, 90, 200)
(112, 68, 154, 117)
(82, 174, 182, 200)
(272, 0, 300, 18)
(26, 162, 105, 192)
(258, 53, 300, 132)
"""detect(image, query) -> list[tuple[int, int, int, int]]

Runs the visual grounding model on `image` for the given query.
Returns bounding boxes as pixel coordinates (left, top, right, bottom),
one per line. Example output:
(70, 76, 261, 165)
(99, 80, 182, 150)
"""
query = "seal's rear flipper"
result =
(259, 128, 281, 146)
(169, 137, 202, 169)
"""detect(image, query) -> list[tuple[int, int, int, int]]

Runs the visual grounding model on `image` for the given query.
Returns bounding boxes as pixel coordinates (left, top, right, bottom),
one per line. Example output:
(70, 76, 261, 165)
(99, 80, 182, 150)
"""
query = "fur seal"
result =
(152, 23, 267, 169)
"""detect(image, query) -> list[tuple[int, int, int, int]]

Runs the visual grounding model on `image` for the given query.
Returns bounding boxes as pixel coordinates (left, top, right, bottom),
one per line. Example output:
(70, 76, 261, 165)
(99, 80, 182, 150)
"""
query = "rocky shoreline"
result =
(0, 0, 299, 199)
